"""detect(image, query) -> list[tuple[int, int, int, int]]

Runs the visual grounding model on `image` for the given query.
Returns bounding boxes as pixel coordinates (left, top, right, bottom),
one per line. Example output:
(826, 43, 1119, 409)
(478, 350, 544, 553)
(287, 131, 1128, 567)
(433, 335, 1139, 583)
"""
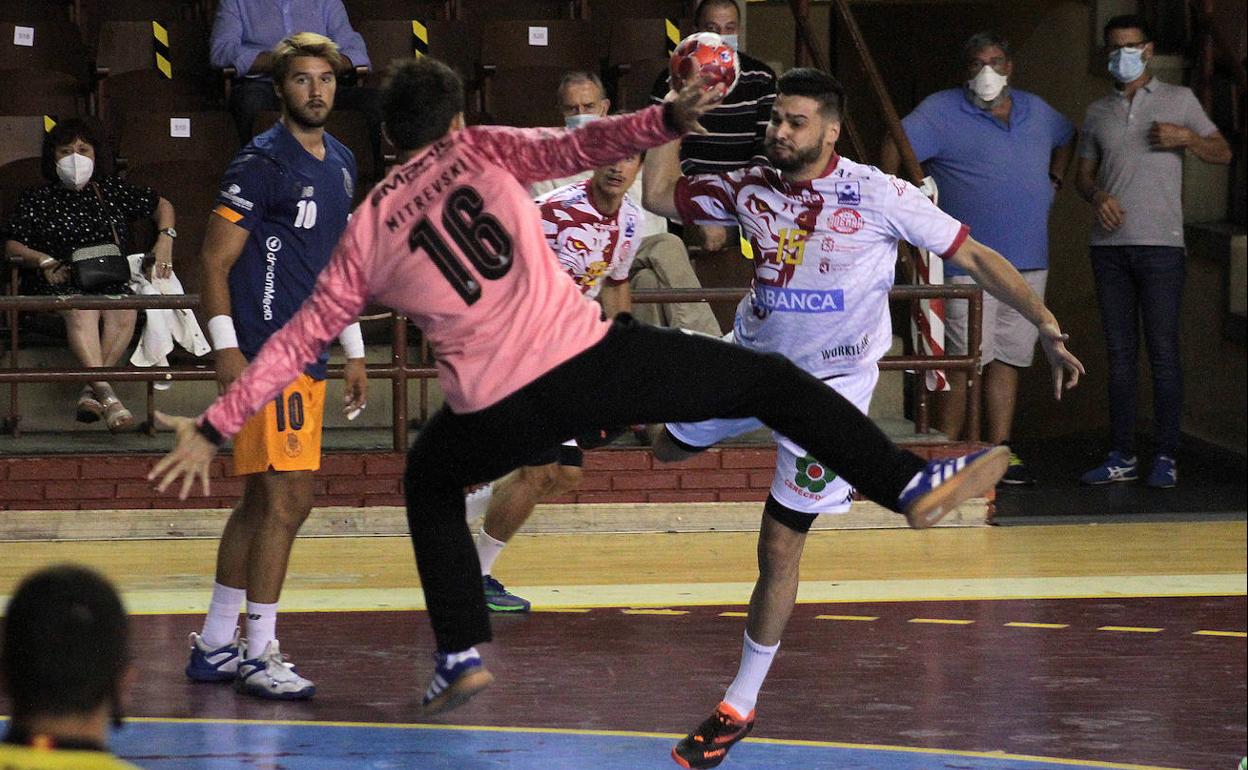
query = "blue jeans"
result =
(1089, 245, 1185, 455)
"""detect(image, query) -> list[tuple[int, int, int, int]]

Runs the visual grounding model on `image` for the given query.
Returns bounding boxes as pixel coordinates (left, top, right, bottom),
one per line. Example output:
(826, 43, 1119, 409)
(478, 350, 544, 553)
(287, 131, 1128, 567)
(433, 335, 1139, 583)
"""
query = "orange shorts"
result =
(231, 373, 326, 476)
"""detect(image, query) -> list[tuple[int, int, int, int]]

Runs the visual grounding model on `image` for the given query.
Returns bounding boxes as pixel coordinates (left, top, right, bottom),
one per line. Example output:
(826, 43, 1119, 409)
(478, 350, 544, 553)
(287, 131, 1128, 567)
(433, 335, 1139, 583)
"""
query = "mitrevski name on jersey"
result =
(383, 157, 472, 233)
(370, 138, 454, 207)
(753, 285, 845, 313)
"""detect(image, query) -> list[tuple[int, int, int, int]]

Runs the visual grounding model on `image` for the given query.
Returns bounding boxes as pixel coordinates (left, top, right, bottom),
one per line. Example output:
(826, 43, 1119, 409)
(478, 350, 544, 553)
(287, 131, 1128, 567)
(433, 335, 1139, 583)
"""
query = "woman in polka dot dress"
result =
(3, 118, 178, 431)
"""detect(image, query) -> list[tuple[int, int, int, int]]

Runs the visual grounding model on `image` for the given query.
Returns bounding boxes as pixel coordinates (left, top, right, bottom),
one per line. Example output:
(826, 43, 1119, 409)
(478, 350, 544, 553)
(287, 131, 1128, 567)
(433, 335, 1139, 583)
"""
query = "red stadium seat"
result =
(0, 116, 47, 169)
(115, 110, 238, 172)
(344, 0, 451, 22)
(457, 0, 579, 23)
(585, 0, 690, 22)
(479, 20, 600, 127)
(0, 69, 87, 118)
(356, 19, 479, 84)
(0, 19, 90, 83)
(0, 0, 72, 24)
(94, 21, 216, 137)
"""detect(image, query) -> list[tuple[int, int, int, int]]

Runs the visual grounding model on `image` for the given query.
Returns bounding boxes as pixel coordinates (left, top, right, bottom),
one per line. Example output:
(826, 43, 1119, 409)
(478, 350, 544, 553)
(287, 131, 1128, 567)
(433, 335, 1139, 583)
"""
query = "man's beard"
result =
(765, 138, 823, 174)
(285, 100, 329, 129)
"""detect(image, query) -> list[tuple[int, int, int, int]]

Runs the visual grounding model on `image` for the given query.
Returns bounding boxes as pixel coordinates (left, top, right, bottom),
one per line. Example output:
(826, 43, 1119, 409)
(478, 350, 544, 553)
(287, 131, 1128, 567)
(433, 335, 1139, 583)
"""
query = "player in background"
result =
(466, 152, 646, 612)
(152, 58, 1018, 720)
(183, 33, 367, 700)
(642, 68, 1085, 769)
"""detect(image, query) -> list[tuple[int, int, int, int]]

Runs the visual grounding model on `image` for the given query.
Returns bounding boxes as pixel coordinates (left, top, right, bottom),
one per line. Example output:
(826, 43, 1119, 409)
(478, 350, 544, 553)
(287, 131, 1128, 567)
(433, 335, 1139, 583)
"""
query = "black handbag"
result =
(70, 183, 131, 291)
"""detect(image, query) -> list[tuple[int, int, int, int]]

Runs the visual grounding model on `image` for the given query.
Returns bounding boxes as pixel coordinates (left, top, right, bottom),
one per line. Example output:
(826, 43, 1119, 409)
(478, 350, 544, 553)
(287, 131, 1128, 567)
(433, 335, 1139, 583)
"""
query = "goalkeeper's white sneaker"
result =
(234, 639, 316, 700)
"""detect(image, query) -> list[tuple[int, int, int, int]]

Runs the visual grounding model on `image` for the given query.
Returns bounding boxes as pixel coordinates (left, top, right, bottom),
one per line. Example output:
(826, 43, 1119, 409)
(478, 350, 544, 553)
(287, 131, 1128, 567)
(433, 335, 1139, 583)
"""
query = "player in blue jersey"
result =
(183, 33, 368, 700)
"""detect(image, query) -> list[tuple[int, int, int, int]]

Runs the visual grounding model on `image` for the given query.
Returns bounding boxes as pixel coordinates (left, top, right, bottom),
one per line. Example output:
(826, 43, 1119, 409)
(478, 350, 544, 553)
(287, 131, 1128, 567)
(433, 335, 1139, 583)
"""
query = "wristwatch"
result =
(159, 227, 178, 239)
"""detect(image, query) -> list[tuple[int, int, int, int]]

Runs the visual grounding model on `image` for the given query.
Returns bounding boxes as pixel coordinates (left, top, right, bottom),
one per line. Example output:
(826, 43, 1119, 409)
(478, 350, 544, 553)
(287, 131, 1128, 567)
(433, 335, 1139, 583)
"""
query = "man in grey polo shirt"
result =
(1075, 14, 1231, 489)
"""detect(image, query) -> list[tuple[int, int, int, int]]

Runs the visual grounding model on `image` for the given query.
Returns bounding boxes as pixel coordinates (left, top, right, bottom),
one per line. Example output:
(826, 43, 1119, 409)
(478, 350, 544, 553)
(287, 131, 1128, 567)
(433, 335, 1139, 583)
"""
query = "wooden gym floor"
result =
(1, 518, 1245, 769)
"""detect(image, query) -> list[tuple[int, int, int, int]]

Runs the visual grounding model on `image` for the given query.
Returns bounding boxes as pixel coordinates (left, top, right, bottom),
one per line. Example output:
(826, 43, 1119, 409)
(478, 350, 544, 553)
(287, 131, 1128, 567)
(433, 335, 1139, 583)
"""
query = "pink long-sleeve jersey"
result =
(201, 106, 680, 440)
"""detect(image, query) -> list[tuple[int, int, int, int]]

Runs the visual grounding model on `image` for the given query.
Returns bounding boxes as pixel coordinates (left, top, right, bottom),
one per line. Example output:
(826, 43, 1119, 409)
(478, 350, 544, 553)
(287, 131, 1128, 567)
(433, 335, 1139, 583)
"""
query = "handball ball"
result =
(669, 32, 739, 94)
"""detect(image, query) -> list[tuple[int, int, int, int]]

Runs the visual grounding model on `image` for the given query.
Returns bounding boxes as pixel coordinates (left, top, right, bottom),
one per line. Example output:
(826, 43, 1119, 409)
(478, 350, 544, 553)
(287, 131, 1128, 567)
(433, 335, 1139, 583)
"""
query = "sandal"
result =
(75, 386, 104, 423)
(101, 396, 134, 433)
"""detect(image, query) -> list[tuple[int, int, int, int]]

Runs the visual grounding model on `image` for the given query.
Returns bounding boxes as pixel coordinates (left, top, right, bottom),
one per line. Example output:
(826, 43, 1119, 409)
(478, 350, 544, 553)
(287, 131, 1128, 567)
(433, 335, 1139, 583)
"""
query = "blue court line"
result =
(81, 719, 1184, 770)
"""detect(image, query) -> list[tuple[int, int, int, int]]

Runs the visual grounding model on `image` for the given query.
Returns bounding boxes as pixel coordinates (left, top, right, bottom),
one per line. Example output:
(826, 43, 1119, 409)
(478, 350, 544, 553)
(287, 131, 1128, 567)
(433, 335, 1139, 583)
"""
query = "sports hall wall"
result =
(746, 0, 1246, 449)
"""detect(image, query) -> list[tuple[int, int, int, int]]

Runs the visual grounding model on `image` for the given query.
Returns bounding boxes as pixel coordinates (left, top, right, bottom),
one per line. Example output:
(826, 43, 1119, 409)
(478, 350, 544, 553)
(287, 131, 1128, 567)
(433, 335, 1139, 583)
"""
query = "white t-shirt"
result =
(537, 179, 644, 300)
(674, 155, 969, 377)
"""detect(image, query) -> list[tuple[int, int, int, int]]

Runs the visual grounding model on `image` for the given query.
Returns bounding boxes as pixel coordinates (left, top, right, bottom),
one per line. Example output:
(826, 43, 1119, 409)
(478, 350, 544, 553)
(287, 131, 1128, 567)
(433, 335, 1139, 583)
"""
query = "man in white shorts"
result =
(467, 151, 647, 613)
(644, 67, 1084, 769)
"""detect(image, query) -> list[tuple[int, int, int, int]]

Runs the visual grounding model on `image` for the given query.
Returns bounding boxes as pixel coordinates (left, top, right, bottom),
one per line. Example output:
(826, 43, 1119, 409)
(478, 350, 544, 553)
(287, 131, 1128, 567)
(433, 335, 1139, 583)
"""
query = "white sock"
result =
(244, 600, 279, 658)
(444, 647, 480, 666)
(200, 582, 245, 648)
(723, 631, 780, 716)
(476, 528, 507, 576)
(465, 483, 494, 523)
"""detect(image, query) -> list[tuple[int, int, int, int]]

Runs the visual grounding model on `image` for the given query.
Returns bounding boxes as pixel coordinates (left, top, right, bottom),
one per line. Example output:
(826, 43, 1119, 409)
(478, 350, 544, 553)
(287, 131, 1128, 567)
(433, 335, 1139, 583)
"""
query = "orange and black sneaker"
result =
(671, 702, 755, 769)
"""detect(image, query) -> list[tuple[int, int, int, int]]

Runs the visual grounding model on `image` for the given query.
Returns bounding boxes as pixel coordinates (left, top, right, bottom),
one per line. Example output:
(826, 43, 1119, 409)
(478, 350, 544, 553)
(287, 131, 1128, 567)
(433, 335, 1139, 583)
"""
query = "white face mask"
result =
(968, 65, 1009, 103)
(564, 113, 599, 130)
(56, 152, 94, 190)
(719, 34, 739, 51)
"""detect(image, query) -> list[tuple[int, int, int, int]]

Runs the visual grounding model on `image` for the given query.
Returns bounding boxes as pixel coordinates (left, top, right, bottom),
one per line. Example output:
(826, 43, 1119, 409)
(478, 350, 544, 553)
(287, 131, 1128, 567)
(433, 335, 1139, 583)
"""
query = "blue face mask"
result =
(1108, 47, 1147, 83)
(564, 113, 599, 130)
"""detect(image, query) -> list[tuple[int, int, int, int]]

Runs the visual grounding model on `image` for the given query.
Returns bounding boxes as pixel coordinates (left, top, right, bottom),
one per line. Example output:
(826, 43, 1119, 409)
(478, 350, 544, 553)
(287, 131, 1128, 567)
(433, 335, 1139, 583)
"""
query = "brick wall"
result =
(0, 443, 978, 511)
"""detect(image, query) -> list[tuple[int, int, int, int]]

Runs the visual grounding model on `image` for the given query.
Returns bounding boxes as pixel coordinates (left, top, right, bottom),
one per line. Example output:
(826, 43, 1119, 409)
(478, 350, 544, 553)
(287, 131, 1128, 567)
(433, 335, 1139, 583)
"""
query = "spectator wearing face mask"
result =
(3, 118, 177, 432)
(649, 0, 776, 252)
(531, 72, 721, 337)
(881, 32, 1076, 485)
(1074, 15, 1231, 489)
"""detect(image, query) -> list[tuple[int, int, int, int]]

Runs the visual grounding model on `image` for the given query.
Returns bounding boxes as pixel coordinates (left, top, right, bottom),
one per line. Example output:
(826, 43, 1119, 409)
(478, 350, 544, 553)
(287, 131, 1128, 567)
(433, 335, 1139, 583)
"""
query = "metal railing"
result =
(0, 284, 982, 451)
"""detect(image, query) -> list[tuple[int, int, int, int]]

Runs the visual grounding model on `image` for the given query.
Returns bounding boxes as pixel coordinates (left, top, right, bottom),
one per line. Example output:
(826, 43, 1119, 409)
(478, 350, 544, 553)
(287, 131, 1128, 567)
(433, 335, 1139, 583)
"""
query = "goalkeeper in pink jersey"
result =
(150, 58, 1026, 719)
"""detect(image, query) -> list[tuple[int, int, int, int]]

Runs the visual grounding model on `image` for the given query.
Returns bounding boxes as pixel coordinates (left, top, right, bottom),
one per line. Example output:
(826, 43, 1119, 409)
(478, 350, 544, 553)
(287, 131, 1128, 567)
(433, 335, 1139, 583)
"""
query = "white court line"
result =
(57, 573, 1245, 615)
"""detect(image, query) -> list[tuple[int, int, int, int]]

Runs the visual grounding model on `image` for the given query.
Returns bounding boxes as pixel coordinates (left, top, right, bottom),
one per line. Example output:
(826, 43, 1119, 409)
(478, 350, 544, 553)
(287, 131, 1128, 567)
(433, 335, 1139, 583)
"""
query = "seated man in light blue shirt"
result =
(210, 0, 379, 163)
(882, 31, 1075, 485)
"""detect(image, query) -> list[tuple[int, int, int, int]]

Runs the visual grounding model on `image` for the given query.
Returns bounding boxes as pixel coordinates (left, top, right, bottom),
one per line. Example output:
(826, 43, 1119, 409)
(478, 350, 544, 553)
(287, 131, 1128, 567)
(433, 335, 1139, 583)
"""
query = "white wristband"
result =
(338, 322, 365, 359)
(207, 315, 239, 351)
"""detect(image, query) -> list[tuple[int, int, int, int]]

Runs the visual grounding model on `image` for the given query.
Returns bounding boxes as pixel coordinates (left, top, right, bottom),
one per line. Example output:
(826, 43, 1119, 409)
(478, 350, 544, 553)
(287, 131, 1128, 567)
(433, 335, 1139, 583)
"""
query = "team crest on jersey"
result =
(284, 433, 302, 457)
(342, 168, 354, 198)
(301, 186, 315, 198)
(834, 181, 861, 206)
(783, 454, 837, 499)
(830, 208, 864, 234)
(819, 257, 831, 273)
(624, 214, 637, 239)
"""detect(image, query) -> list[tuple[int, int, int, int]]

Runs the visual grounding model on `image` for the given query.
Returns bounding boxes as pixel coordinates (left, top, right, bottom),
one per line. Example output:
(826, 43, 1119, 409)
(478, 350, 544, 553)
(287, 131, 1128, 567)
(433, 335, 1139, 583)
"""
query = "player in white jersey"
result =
(643, 68, 1086, 769)
(468, 154, 646, 613)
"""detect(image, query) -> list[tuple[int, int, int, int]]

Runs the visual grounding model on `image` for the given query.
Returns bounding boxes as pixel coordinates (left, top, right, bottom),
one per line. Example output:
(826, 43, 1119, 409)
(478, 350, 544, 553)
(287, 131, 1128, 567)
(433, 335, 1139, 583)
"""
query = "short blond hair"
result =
(271, 32, 343, 83)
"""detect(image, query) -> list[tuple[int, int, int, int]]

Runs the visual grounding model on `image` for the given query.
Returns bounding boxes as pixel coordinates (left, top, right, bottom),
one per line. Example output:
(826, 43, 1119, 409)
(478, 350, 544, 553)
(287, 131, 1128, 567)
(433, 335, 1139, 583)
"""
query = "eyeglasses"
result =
(1106, 40, 1149, 53)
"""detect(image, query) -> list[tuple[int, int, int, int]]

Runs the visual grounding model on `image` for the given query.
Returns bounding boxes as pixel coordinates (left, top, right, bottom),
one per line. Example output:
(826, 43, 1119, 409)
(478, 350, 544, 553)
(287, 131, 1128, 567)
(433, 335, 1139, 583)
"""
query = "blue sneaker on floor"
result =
(897, 446, 1009, 529)
(1146, 454, 1177, 488)
(1080, 451, 1138, 485)
(421, 650, 494, 716)
(185, 628, 240, 682)
(483, 574, 531, 613)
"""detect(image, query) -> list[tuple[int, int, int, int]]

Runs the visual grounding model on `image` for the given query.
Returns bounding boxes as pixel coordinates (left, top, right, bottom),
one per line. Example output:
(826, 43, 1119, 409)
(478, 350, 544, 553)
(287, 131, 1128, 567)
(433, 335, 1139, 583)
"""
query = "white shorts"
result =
(666, 365, 879, 516)
(944, 270, 1048, 368)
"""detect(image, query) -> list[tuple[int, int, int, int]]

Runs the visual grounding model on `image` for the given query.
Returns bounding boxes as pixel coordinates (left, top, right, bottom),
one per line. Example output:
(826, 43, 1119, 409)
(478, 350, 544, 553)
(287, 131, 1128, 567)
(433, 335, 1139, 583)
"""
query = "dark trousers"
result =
(228, 78, 383, 167)
(403, 316, 927, 652)
(1089, 245, 1186, 455)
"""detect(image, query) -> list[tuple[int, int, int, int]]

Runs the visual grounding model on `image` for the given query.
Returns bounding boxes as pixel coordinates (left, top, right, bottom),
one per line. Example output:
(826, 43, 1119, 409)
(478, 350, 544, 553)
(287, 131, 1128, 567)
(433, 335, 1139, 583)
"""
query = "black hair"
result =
(694, 0, 740, 27)
(962, 32, 1011, 63)
(1, 565, 129, 721)
(40, 116, 112, 183)
(382, 57, 466, 152)
(1103, 14, 1152, 44)
(776, 68, 846, 120)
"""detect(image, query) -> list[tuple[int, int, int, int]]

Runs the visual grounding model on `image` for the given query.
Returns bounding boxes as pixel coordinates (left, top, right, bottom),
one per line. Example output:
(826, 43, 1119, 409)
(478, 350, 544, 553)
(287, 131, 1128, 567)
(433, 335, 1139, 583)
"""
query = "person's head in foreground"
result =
(2, 565, 131, 747)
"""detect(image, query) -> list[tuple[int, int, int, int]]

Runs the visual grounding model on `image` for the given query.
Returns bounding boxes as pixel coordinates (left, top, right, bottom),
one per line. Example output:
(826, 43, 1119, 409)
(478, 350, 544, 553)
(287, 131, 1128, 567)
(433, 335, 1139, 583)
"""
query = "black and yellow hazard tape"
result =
(153, 21, 172, 79)
(412, 20, 429, 58)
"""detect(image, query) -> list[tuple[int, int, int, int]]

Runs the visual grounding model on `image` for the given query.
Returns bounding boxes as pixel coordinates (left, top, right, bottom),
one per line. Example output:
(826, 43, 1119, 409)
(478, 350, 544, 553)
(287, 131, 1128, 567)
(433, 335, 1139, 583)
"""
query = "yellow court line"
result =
(531, 608, 591, 613)
(620, 608, 688, 616)
(1005, 622, 1070, 629)
(719, 611, 748, 617)
(1193, 629, 1247, 637)
(86, 716, 1186, 770)
(909, 618, 975, 625)
(816, 614, 879, 621)
(1098, 626, 1164, 633)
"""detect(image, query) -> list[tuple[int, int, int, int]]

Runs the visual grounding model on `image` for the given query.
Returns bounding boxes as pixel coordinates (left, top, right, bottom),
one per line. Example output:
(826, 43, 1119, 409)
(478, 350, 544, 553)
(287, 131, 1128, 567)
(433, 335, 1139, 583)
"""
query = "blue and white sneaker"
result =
(185, 628, 240, 682)
(1080, 451, 1139, 485)
(483, 574, 531, 613)
(1146, 454, 1177, 489)
(897, 446, 1009, 529)
(234, 640, 316, 700)
(421, 649, 494, 716)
